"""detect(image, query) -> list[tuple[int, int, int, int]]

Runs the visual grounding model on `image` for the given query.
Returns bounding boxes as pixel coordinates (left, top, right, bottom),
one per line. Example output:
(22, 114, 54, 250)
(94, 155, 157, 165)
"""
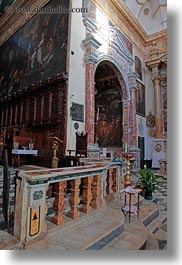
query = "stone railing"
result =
(14, 161, 125, 244)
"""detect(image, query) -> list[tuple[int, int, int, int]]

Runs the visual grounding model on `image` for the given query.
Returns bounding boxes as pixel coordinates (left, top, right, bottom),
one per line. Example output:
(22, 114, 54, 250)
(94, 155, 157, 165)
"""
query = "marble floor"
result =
(146, 175, 167, 250)
(0, 173, 167, 250)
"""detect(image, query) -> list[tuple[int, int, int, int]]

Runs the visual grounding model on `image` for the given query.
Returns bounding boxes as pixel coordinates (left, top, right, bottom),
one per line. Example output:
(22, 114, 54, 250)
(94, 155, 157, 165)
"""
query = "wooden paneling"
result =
(0, 75, 68, 156)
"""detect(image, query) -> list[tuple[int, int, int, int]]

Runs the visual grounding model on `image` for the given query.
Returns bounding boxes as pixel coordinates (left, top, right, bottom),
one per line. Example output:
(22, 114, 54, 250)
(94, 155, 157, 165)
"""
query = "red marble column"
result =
(85, 63, 95, 144)
(130, 89, 137, 147)
(153, 76, 163, 138)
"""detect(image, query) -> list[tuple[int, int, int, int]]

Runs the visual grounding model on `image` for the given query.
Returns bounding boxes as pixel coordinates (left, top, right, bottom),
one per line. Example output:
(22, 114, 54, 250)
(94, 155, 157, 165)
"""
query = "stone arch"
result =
(94, 58, 130, 148)
(95, 55, 130, 101)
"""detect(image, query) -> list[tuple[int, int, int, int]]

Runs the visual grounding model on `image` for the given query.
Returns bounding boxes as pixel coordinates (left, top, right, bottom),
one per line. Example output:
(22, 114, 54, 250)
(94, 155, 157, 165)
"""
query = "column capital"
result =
(128, 72, 137, 90)
(82, 35, 101, 64)
(152, 75, 160, 85)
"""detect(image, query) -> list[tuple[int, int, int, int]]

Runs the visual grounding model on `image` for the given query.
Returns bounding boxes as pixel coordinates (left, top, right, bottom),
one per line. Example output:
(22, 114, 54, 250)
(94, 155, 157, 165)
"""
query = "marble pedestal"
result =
(129, 146, 141, 172)
(152, 138, 167, 168)
(87, 144, 100, 158)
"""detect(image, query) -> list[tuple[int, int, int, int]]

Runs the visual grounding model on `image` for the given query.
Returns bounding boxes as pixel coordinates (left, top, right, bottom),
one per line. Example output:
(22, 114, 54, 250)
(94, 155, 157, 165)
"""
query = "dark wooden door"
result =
(138, 136, 145, 169)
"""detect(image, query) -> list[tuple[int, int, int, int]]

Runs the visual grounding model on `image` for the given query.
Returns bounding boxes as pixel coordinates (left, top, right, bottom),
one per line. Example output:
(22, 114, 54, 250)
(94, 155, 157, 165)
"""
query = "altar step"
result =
(0, 195, 159, 250)
(0, 229, 20, 250)
(24, 196, 159, 250)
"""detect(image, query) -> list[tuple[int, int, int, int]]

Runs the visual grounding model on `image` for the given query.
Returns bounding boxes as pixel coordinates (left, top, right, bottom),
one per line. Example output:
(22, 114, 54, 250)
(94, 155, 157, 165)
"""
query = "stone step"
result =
(0, 196, 160, 250)
(49, 205, 125, 250)
(25, 198, 159, 250)
(144, 231, 159, 250)
(102, 219, 148, 250)
(0, 230, 20, 250)
(100, 198, 159, 250)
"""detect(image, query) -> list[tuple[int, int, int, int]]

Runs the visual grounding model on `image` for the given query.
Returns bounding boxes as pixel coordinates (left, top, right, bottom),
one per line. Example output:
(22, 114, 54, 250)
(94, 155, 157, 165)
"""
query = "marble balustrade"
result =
(13, 162, 125, 244)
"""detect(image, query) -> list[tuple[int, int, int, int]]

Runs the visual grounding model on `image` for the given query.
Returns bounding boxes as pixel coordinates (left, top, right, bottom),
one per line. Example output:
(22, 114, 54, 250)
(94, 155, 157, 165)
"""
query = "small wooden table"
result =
(12, 149, 38, 167)
(121, 186, 143, 223)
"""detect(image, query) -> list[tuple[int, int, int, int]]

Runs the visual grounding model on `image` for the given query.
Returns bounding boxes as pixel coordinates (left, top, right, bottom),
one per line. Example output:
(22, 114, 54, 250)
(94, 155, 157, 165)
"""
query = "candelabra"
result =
(122, 152, 134, 187)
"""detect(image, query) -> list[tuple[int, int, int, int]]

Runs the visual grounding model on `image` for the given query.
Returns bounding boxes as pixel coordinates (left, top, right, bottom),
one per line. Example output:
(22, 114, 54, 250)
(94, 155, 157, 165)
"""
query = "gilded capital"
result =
(152, 75, 160, 85)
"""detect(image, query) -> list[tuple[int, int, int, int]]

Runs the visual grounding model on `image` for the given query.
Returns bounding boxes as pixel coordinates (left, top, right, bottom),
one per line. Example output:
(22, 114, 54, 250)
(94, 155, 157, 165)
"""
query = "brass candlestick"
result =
(122, 152, 134, 187)
(48, 134, 63, 168)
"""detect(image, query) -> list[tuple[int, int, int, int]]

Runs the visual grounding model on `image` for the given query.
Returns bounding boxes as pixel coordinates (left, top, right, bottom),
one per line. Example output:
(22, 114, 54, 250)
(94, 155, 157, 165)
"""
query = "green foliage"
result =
(137, 167, 159, 192)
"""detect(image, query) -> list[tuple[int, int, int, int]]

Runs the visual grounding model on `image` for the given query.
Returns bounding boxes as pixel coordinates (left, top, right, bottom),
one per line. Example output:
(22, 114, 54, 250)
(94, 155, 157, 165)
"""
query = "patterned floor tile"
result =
(146, 176, 167, 249)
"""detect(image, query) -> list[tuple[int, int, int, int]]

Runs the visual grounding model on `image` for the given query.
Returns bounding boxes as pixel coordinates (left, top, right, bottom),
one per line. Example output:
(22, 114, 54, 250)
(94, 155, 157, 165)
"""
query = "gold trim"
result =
(0, 0, 167, 53)
(92, 0, 167, 46)
(146, 56, 167, 68)
(110, 0, 147, 41)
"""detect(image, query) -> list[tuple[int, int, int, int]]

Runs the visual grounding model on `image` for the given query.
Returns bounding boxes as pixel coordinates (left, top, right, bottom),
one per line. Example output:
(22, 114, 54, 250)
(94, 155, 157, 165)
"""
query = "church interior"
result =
(0, 0, 167, 250)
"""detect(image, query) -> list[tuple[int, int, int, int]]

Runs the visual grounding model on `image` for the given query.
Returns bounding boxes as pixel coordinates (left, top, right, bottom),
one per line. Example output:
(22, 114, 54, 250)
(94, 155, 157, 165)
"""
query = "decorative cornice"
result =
(92, 0, 167, 45)
(83, 17, 134, 67)
(0, 0, 167, 59)
(146, 54, 167, 69)
(111, 0, 147, 41)
(82, 35, 101, 64)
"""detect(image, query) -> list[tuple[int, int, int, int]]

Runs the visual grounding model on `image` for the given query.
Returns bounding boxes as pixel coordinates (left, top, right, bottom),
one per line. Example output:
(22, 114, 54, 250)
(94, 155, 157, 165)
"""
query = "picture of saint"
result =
(136, 81, 146, 116)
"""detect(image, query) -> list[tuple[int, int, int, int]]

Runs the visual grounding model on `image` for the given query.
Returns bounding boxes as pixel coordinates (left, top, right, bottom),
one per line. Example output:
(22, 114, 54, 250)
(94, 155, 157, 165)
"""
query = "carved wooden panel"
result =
(51, 91, 59, 120)
(0, 75, 68, 155)
(16, 104, 21, 125)
(29, 98, 35, 124)
(43, 94, 50, 122)
(22, 101, 27, 126)
(36, 96, 42, 123)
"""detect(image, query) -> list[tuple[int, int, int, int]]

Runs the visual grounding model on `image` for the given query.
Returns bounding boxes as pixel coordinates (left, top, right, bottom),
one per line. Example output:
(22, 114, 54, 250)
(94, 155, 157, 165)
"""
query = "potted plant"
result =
(137, 166, 159, 200)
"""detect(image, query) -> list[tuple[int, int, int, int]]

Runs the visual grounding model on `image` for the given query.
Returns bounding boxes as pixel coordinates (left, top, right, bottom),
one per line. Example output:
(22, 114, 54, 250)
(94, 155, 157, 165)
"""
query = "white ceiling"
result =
(123, 0, 167, 35)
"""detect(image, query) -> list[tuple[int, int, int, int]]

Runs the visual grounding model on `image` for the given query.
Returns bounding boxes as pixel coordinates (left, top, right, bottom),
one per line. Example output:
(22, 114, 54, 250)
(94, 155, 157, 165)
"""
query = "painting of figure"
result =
(135, 56, 142, 80)
(95, 86, 123, 147)
(0, 0, 69, 97)
(136, 81, 145, 116)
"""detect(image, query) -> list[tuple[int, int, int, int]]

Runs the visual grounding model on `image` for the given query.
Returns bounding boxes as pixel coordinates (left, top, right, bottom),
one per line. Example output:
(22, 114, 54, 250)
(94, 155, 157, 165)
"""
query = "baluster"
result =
(80, 176, 93, 214)
(52, 181, 66, 225)
(106, 168, 114, 202)
(112, 168, 118, 193)
(68, 179, 81, 219)
(91, 175, 102, 209)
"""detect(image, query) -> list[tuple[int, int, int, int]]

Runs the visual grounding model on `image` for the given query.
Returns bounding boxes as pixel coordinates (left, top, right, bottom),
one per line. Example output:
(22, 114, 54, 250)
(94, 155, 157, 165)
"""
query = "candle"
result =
(125, 143, 127, 152)
(103, 148, 107, 157)
(96, 107, 99, 122)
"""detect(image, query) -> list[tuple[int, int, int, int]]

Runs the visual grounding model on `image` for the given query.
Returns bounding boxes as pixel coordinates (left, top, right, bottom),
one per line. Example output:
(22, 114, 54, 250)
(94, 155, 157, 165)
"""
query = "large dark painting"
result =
(136, 81, 145, 116)
(95, 87, 122, 147)
(0, 0, 69, 97)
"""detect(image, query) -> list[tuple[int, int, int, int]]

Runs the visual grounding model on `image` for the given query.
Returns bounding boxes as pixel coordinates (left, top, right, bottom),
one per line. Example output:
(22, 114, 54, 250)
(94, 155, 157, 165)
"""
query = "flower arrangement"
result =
(95, 134, 99, 145)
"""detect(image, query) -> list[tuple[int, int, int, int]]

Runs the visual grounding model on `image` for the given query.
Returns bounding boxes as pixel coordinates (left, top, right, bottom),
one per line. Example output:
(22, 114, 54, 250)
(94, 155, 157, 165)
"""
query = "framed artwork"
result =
(0, 0, 69, 97)
(136, 81, 146, 116)
(70, 103, 84, 122)
(135, 56, 142, 80)
(95, 86, 122, 147)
